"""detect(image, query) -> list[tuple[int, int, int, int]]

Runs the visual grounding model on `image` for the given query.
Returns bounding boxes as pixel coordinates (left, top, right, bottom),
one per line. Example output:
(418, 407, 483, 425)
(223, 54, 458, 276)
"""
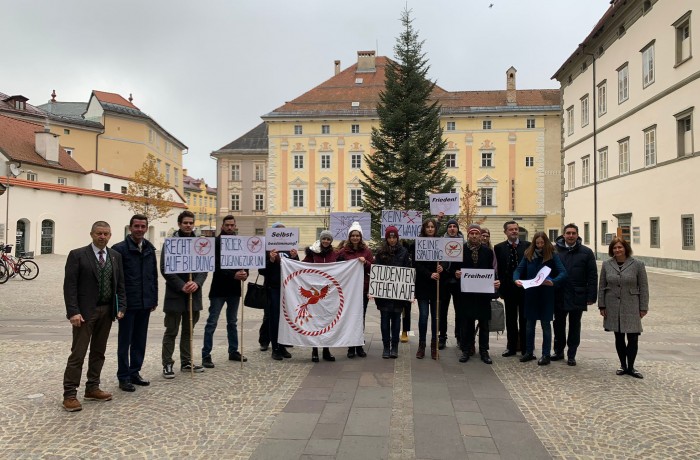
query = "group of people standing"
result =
(60, 212, 650, 413)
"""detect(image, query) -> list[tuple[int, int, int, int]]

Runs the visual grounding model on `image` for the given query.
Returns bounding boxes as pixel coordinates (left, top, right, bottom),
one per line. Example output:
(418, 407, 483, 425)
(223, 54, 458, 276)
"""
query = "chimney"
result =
(35, 127, 60, 163)
(506, 66, 517, 106)
(50, 89, 57, 102)
(357, 50, 376, 73)
(334, 60, 341, 76)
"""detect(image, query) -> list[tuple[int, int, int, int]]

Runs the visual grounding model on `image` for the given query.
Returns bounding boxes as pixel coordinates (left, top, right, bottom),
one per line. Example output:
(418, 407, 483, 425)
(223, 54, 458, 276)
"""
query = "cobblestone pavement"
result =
(1, 254, 699, 459)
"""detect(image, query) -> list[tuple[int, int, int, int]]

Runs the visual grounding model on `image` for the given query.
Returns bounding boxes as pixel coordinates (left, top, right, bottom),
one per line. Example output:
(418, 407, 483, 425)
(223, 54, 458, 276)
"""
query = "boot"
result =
(322, 347, 335, 362)
(469, 341, 476, 356)
(416, 341, 426, 359)
(438, 336, 446, 350)
(390, 344, 399, 359)
(400, 331, 409, 343)
(356, 346, 367, 358)
(382, 343, 391, 359)
(311, 347, 319, 363)
(480, 350, 493, 364)
(459, 350, 470, 363)
(431, 339, 438, 360)
(347, 347, 356, 359)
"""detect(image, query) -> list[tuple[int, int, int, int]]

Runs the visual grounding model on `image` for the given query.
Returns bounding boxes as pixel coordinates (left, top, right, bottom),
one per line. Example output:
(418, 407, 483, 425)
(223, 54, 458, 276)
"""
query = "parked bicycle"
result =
(0, 245, 39, 283)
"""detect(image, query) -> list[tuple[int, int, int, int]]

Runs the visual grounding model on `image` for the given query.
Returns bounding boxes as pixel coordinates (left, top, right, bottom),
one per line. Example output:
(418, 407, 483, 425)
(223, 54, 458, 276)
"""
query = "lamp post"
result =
(4, 161, 22, 246)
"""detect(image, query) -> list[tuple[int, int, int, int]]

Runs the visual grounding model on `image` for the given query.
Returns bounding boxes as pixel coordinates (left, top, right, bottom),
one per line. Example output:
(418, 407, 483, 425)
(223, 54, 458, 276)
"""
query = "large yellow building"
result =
(217, 51, 562, 244)
(183, 170, 218, 234)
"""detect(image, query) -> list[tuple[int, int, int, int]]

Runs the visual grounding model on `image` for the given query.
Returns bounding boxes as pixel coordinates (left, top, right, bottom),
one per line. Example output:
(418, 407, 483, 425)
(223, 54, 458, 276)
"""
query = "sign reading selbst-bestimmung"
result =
(380, 210, 422, 240)
(413, 237, 464, 262)
(220, 235, 266, 269)
(162, 237, 216, 274)
(429, 192, 460, 215)
(265, 227, 299, 251)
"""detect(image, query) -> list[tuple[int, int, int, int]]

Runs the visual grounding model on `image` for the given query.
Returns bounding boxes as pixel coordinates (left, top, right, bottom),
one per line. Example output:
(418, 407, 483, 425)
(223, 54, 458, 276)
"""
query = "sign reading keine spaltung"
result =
(162, 237, 216, 274)
(460, 269, 496, 294)
(429, 192, 460, 215)
(330, 212, 371, 241)
(413, 237, 464, 262)
(265, 227, 299, 251)
(220, 235, 266, 269)
(380, 210, 422, 239)
(278, 258, 365, 347)
(368, 265, 416, 301)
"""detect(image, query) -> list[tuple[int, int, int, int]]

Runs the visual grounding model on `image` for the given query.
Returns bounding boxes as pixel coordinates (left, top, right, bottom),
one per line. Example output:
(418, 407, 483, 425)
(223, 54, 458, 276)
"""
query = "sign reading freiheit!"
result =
(162, 237, 216, 274)
(460, 268, 496, 294)
(220, 235, 266, 269)
(369, 265, 416, 301)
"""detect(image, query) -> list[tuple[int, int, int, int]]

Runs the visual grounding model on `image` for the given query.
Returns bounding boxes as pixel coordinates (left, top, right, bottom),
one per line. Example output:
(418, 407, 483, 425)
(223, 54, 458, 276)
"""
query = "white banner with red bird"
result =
(278, 258, 365, 347)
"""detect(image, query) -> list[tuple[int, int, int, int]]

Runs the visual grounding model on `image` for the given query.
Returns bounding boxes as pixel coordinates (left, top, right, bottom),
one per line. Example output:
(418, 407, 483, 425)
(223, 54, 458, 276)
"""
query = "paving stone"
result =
(344, 407, 392, 437)
(336, 435, 389, 460)
(352, 386, 393, 408)
(304, 438, 340, 456)
(414, 414, 467, 459)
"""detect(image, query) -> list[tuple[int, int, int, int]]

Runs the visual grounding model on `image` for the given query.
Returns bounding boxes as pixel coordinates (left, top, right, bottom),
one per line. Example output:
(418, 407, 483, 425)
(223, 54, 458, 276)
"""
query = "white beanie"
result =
(348, 221, 363, 237)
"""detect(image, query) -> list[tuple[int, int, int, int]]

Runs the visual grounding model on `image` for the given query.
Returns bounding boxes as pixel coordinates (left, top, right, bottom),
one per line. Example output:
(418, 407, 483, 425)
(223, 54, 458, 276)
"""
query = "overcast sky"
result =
(3, 0, 610, 185)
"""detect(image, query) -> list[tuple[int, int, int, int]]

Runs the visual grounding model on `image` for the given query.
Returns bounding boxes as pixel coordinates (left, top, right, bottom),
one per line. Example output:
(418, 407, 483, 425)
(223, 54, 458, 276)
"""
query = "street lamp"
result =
(4, 161, 22, 246)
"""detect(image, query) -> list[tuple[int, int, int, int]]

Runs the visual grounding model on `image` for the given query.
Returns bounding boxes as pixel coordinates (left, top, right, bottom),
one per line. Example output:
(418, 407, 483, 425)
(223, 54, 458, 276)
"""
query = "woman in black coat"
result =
(412, 218, 444, 359)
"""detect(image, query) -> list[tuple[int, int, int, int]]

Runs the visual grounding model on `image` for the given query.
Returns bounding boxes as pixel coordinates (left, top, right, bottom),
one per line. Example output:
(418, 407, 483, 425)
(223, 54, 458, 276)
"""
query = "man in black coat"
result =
(553, 223, 597, 366)
(494, 221, 530, 357)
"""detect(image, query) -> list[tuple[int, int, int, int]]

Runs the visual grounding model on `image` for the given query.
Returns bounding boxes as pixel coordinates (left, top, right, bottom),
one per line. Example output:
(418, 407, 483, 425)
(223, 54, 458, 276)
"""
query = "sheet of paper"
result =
(520, 265, 552, 289)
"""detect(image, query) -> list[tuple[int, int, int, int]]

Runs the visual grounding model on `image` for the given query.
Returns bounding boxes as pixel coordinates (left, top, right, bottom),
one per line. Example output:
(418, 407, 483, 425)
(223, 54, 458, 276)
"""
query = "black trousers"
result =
(440, 282, 462, 340)
(117, 308, 151, 381)
(553, 308, 583, 358)
(461, 316, 489, 353)
(504, 294, 526, 353)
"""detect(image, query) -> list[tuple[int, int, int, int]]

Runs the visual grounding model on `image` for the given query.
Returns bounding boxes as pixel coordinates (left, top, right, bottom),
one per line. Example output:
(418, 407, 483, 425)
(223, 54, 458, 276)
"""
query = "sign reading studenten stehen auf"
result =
(162, 237, 215, 274)
(413, 237, 464, 262)
(265, 227, 299, 251)
(368, 265, 415, 301)
(460, 269, 495, 294)
(220, 235, 266, 269)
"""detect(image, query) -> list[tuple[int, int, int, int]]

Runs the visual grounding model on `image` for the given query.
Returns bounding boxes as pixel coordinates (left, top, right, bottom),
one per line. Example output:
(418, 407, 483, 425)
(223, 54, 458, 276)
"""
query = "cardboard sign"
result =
(460, 268, 496, 294)
(162, 237, 215, 274)
(429, 192, 460, 215)
(368, 265, 415, 301)
(413, 237, 464, 262)
(330, 212, 371, 241)
(220, 235, 266, 269)
(381, 210, 422, 239)
(266, 227, 299, 251)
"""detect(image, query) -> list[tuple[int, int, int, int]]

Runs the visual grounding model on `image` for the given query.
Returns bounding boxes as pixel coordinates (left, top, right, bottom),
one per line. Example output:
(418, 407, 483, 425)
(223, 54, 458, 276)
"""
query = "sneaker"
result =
(84, 388, 113, 401)
(229, 351, 247, 362)
(63, 397, 82, 412)
(163, 363, 175, 379)
(181, 362, 204, 373)
(202, 356, 215, 368)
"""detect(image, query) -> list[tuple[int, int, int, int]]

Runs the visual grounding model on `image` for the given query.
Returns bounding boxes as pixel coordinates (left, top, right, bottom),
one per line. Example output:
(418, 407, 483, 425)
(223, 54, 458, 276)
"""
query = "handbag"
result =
(244, 274, 267, 309)
(489, 299, 505, 333)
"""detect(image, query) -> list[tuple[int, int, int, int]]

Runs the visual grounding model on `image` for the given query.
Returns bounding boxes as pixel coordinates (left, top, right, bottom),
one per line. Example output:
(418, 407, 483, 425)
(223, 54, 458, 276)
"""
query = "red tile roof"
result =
(0, 115, 86, 173)
(92, 90, 139, 110)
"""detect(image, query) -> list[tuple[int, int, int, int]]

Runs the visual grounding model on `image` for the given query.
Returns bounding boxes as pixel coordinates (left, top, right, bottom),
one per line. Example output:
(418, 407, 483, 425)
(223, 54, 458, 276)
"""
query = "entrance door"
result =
(616, 213, 632, 244)
(15, 220, 26, 255)
(41, 220, 54, 254)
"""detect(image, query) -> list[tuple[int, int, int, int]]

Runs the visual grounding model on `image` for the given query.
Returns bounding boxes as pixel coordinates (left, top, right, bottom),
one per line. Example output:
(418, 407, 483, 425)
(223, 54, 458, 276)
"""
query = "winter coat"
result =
(457, 244, 497, 321)
(112, 235, 158, 310)
(598, 257, 649, 333)
(494, 239, 530, 299)
(410, 241, 447, 302)
(259, 250, 299, 289)
(160, 231, 208, 313)
(554, 236, 597, 311)
(514, 253, 567, 322)
(373, 243, 411, 313)
(302, 246, 340, 264)
(337, 245, 374, 294)
(209, 235, 248, 299)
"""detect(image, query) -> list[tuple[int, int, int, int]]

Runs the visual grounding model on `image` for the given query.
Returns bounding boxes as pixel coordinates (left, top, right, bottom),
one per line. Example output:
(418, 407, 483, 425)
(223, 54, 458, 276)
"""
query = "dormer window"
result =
(14, 100, 25, 110)
(4, 95, 29, 110)
(355, 78, 363, 84)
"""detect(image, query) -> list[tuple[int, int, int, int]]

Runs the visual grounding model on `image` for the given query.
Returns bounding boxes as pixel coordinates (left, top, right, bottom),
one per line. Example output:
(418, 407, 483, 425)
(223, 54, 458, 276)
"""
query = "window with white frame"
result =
(445, 153, 456, 168)
(351, 154, 362, 169)
(350, 189, 362, 207)
(479, 188, 493, 206)
(582, 155, 590, 185)
(597, 81, 607, 116)
(525, 156, 534, 167)
(481, 152, 493, 167)
(618, 63, 629, 103)
(320, 189, 331, 208)
(650, 217, 660, 248)
(351, 124, 360, 134)
(321, 154, 331, 169)
(483, 120, 492, 130)
(231, 164, 240, 181)
(58, 177, 67, 185)
(581, 94, 589, 127)
(618, 138, 630, 174)
(446, 121, 455, 131)
(676, 110, 693, 157)
(165, 164, 170, 182)
(674, 12, 692, 64)
(322, 124, 330, 134)
(598, 148, 608, 180)
(644, 126, 656, 166)
(64, 148, 73, 157)
(121, 186, 127, 194)
(149, 129, 155, 143)
(567, 106, 574, 135)
(103, 183, 110, 191)
(682, 214, 695, 250)
(526, 118, 536, 129)
(174, 167, 179, 186)
(255, 194, 264, 211)
(583, 222, 590, 244)
(567, 162, 576, 189)
(294, 125, 303, 135)
(294, 154, 304, 169)
(156, 159, 162, 173)
(292, 189, 304, 207)
(231, 194, 240, 211)
(642, 41, 655, 88)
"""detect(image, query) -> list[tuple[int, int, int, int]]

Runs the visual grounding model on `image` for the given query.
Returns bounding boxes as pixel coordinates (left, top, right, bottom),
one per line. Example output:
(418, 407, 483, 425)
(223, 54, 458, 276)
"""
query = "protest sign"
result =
(162, 237, 215, 274)
(220, 235, 266, 269)
(520, 266, 552, 289)
(330, 212, 371, 240)
(429, 192, 460, 215)
(460, 269, 496, 294)
(380, 210, 422, 239)
(266, 227, 299, 251)
(413, 237, 464, 262)
(368, 265, 415, 301)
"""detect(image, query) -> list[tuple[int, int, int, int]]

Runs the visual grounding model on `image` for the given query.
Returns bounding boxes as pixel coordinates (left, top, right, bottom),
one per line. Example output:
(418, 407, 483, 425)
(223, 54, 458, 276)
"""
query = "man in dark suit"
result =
(62, 221, 127, 412)
(112, 214, 158, 392)
(494, 221, 530, 357)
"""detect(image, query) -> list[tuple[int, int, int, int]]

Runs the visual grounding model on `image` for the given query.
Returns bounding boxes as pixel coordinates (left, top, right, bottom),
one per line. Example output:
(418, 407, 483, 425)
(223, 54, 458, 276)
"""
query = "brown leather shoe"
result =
(84, 389, 113, 401)
(63, 397, 82, 412)
(416, 341, 425, 359)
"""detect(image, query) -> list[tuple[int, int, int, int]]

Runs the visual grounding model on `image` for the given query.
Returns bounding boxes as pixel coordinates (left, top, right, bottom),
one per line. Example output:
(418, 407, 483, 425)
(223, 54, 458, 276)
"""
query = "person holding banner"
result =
(454, 224, 500, 364)
(160, 211, 208, 378)
(336, 221, 374, 359)
(412, 218, 444, 359)
(302, 230, 338, 362)
(374, 226, 411, 359)
(440, 219, 464, 350)
(514, 232, 567, 366)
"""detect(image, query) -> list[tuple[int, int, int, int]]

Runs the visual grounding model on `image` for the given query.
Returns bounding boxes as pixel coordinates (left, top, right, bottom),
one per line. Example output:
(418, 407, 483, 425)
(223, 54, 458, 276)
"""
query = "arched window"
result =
(41, 220, 54, 254)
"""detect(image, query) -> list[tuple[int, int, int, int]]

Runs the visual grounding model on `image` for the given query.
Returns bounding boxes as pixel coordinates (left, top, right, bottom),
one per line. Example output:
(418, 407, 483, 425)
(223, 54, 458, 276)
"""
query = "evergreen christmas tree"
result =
(361, 8, 455, 239)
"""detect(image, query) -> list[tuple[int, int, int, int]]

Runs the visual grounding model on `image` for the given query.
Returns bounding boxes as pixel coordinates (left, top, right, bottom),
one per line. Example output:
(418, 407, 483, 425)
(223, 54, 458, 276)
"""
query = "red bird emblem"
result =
(295, 284, 332, 324)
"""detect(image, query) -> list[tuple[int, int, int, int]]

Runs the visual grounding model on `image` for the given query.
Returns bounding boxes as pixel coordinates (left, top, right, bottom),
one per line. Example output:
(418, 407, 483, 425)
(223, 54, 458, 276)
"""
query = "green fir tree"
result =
(360, 8, 455, 239)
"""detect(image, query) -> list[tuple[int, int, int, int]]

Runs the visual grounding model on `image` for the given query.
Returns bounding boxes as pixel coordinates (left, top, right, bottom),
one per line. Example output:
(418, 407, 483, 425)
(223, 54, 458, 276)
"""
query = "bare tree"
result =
(122, 154, 176, 221)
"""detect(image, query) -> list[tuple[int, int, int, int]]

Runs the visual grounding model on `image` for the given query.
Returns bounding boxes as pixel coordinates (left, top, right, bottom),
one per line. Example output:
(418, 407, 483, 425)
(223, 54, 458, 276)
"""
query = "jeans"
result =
(380, 311, 402, 346)
(440, 283, 461, 340)
(117, 307, 151, 381)
(417, 298, 437, 342)
(553, 309, 583, 358)
(525, 319, 551, 357)
(162, 310, 200, 366)
(202, 296, 240, 359)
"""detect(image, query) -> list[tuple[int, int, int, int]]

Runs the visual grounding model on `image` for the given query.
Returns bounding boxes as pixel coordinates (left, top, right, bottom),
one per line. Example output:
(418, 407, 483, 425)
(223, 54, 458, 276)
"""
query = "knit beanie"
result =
(319, 230, 333, 242)
(467, 223, 482, 235)
(385, 225, 399, 239)
(271, 222, 285, 228)
(348, 221, 363, 237)
(446, 219, 459, 230)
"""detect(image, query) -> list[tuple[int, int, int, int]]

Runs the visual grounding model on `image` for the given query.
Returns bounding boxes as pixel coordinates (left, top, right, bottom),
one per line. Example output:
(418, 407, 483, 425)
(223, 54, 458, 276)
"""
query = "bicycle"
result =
(0, 245, 39, 281)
